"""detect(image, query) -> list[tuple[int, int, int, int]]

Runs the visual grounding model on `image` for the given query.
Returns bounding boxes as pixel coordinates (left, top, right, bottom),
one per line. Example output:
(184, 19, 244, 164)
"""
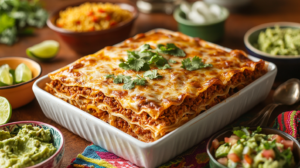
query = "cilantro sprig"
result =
(119, 44, 170, 72)
(105, 74, 146, 90)
(157, 43, 186, 57)
(181, 56, 213, 71)
(144, 70, 163, 80)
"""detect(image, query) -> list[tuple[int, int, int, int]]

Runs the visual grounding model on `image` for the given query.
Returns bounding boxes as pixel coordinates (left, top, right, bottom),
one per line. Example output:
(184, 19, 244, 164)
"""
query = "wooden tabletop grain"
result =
(1, 0, 300, 167)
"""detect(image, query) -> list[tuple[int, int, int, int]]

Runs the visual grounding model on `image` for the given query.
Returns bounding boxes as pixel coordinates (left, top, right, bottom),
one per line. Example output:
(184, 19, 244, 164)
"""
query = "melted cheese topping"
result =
(48, 29, 266, 119)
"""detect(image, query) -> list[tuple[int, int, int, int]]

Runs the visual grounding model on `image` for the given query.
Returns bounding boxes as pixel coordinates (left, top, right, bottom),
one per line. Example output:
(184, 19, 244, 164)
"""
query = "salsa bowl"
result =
(207, 127, 300, 168)
(0, 121, 65, 168)
(0, 57, 42, 109)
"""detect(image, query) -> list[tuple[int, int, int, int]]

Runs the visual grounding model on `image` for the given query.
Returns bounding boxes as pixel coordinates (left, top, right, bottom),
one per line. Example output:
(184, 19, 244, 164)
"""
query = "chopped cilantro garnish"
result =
(263, 140, 276, 150)
(158, 64, 171, 70)
(168, 59, 177, 63)
(224, 143, 229, 147)
(144, 70, 163, 80)
(252, 126, 262, 136)
(181, 56, 213, 71)
(233, 129, 247, 139)
(104, 74, 114, 79)
(237, 140, 241, 145)
(113, 74, 146, 90)
(119, 44, 170, 71)
(113, 75, 131, 84)
(123, 80, 135, 90)
(157, 43, 186, 57)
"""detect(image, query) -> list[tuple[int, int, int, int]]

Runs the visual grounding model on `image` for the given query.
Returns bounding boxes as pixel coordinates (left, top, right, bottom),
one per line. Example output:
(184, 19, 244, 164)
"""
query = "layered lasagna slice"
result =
(45, 29, 267, 142)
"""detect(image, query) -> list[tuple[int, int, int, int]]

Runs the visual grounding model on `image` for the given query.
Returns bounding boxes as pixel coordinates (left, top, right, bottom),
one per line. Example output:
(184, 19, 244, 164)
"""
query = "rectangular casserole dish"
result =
(33, 29, 277, 168)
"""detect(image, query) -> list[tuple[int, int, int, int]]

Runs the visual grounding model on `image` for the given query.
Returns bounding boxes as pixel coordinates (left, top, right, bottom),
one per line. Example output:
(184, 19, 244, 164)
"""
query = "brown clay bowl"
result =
(47, 0, 139, 55)
(207, 127, 300, 168)
(0, 57, 42, 109)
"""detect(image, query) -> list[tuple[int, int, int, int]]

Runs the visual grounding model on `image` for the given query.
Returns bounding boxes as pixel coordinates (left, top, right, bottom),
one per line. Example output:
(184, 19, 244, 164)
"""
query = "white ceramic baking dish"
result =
(33, 32, 277, 168)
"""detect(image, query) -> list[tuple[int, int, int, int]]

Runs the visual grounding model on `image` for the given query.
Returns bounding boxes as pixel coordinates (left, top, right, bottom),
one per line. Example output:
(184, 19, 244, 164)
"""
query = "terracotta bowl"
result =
(0, 57, 42, 109)
(207, 127, 300, 168)
(47, 0, 138, 55)
(0, 121, 64, 168)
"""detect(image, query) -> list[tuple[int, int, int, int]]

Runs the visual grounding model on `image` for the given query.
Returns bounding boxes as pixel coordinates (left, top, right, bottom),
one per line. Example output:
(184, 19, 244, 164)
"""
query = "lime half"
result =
(0, 64, 13, 86)
(26, 40, 59, 61)
(0, 97, 12, 125)
(15, 63, 32, 83)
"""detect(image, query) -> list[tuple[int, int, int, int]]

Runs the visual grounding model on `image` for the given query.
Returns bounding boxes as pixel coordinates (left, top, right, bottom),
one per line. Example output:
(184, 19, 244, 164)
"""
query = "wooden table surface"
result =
(1, 0, 300, 167)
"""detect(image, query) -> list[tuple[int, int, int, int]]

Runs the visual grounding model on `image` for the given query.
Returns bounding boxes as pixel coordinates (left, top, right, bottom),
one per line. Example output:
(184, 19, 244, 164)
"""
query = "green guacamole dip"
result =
(0, 125, 57, 168)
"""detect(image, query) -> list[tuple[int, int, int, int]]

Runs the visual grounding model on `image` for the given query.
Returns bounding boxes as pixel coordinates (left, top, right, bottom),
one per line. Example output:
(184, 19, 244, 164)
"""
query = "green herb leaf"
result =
(138, 44, 152, 52)
(158, 64, 171, 70)
(144, 70, 163, 80)
(133, 77, 146, 86)
(157, 43, 186, 57)
(168, 59, 177, 63)
(263, 140, 276, 150)
(123, 80, 135, 90)
(181, 56, 213, 71)
(119, 44, 170, 72)
(0, 14, 15, 34)
(113, 75, 131, 84)
(233, 129, 247, 139)
(104, 74, 114, 79)
(256, 126, 262, 133)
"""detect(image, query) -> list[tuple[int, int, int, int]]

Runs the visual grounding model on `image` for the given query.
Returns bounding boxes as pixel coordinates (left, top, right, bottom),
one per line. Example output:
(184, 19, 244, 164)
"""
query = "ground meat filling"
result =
(45, 65, 265, 142)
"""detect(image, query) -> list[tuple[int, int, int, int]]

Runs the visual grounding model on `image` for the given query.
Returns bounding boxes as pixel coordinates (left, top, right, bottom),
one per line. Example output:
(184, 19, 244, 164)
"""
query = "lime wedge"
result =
(0, 64, 13, 86)
(15, 63, 32, 83)
(26, 40, 59, 61)
(0, 96, 12, 125)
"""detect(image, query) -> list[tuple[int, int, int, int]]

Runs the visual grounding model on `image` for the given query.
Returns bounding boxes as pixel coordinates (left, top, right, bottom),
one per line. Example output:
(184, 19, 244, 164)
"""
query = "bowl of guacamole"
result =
(244, 22, 300, 80)
(0, 121, 64, 168)
(207, 126, 300, 168)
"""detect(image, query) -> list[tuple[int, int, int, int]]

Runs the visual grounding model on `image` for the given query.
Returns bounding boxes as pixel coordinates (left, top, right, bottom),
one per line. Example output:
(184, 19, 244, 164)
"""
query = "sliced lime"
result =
(0, 96, 12, 125)
(26, 40, 59, 61)
(15, 63, 32, 83)
(0, 64, 13, 86)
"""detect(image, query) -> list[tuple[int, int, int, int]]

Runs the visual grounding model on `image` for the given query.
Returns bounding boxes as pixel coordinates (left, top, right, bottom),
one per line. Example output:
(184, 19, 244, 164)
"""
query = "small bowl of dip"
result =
(244, 22, 300, 80)
(173, 1, 229, 42)
(0, 121, 64, 168)
(207, 126, 300, 168)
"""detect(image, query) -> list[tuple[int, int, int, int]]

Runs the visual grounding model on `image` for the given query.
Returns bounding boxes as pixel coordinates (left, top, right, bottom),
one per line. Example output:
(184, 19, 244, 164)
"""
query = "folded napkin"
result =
(68, 110, 300, 168)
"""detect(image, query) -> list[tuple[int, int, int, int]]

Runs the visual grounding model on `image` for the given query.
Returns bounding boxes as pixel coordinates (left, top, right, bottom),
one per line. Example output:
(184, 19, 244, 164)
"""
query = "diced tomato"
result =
(57, 23, 63, 27)
(212, 139, 220, 150)
(75, 21, 81, 25)
(262, 149, 275, 159)
(217, 157, 228, 166)
(227, 153, 241, 163)
(98, 8, 105, 13)
(281, 140, 293, 149)
(87, 11, 94, 16)
(244, 154, 253, 164)
(110, 21, 117, 26)
(224, 136, 238, 145)
(106, 15, 111, 20)
(271, 135, 285, 143)
(91, 16, 99, 22)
